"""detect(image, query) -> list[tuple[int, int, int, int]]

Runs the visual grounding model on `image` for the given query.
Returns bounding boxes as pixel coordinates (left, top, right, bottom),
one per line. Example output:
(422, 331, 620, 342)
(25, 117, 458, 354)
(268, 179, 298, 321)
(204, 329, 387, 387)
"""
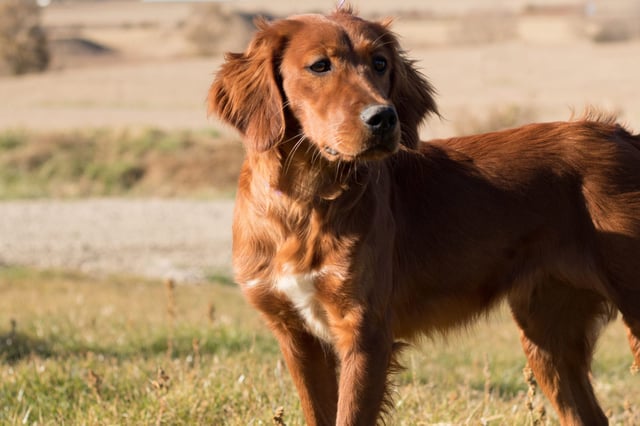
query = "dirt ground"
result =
(1, 0, 640, 280)
(0, 199, 234, 282)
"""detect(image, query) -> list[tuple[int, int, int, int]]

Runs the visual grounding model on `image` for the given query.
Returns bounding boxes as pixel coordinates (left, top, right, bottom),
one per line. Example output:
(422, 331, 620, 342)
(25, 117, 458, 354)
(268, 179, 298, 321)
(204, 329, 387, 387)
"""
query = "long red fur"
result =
(209, 8, 640, 426)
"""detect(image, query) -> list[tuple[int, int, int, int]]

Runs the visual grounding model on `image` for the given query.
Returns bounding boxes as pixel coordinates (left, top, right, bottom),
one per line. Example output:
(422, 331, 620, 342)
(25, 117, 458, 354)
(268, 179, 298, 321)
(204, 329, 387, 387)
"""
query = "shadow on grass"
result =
(0, 324, 277, 364)
(0, 329, 52, 364)
(132, 328, 279, 359)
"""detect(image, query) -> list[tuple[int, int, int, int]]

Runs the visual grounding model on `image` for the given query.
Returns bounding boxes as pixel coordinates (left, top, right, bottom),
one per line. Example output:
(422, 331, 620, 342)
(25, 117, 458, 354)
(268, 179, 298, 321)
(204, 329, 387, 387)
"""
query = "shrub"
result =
(184, 4, 262, 56)
(0, 0, 49, 75)
(592, 19, 635, 43)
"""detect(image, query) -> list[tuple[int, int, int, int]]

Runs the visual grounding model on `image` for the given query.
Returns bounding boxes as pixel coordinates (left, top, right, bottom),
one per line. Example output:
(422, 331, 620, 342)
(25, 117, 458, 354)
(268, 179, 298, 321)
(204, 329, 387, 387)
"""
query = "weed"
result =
(207, 302, 216, 324)
(273, 406, 287, 426)
(165, 279, 176, 358)
(86, 369, 102, 402)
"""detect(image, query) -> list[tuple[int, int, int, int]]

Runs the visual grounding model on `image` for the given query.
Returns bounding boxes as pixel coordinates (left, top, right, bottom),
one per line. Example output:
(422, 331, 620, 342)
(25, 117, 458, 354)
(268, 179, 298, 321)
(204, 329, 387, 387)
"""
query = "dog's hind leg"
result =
(594, 233, 640, 374)
(623, 317, 640, 373)
(508, 280, 612, 426)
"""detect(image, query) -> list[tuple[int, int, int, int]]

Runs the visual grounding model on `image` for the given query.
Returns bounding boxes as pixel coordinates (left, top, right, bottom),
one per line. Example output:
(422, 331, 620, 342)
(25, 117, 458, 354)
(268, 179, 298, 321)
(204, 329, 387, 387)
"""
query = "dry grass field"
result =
(1, 0, 640, 424)
(1, 267, 638, 425)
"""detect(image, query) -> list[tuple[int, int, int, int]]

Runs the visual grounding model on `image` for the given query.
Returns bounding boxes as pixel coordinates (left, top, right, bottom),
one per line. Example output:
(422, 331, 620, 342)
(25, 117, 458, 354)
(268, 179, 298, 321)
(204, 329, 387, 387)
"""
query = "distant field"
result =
(2, 1, 640, 137)
(1, 267, 638, 425)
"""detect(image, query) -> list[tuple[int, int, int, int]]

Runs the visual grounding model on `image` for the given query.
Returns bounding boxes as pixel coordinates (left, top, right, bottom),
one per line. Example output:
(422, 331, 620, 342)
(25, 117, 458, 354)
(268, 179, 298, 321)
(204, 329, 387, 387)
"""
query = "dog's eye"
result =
(373, 57, 387, 73)
(308, 59, 331, 74)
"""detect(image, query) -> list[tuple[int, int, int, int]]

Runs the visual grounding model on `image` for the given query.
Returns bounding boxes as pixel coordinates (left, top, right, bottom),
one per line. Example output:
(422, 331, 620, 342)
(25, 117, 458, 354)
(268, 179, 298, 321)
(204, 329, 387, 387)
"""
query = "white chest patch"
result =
(275, 271, 332, 343)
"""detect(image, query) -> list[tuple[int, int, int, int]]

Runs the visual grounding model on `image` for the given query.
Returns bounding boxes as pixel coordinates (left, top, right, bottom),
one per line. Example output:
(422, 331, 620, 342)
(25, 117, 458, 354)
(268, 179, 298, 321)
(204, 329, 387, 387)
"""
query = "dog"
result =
(208, 8, 640, 426)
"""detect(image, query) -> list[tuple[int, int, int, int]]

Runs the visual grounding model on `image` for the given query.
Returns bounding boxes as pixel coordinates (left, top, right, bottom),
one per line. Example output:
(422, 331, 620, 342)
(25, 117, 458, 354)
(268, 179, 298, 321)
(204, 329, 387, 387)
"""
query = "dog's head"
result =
(208, 8, 438, 162)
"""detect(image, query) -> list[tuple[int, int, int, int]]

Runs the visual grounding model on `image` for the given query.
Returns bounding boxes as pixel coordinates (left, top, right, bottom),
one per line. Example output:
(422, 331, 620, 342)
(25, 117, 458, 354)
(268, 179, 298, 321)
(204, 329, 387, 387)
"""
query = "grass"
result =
(0, 128, 244, 199)
(0, 267, 638, 425)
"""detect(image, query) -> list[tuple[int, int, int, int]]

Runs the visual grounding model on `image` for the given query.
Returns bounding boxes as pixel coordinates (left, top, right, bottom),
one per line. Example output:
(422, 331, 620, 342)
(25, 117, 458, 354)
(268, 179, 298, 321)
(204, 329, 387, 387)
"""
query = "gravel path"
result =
(0, 199, 234, 282)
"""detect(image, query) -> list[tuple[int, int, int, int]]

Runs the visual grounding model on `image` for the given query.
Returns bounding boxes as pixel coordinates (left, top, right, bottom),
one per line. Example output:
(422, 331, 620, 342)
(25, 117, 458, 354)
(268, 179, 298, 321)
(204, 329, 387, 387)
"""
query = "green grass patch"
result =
(0, 266, 637, 424)
(0, 128, 244, 199)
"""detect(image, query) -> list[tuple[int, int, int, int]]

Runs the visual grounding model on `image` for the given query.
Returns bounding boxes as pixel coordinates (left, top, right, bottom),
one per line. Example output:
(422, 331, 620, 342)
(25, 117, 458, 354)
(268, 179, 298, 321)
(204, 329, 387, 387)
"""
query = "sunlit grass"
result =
(0, 267, 637, 425)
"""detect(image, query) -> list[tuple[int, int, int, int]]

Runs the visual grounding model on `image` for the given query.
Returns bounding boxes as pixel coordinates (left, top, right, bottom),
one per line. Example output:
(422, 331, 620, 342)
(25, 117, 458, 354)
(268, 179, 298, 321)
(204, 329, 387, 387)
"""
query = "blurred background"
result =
(1, 2, 640, 424)
(1, 0, 639, 133)
(1, 0, 639, 289)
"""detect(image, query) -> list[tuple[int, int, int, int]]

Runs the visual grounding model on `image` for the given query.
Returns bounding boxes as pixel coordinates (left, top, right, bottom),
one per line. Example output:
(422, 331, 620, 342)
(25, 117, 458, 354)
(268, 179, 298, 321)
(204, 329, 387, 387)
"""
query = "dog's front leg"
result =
(333, 309, 394, 426)
(273, 325, 339, 426)
(252, 291, 339, 426)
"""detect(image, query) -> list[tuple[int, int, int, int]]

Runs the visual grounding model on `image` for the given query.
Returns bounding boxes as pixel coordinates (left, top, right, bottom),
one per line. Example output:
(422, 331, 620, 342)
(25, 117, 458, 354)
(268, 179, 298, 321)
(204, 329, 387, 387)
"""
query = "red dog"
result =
(209, 8, 640, 425)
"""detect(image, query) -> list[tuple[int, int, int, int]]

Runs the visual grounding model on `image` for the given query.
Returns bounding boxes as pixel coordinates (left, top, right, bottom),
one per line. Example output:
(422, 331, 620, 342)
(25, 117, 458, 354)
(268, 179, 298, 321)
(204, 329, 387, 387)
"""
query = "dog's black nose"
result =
(360, 105, 398, 134)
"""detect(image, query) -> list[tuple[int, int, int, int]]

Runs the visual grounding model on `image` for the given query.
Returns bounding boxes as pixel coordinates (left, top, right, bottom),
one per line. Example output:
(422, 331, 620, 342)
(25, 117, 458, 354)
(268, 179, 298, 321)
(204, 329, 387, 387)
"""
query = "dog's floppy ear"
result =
(208, 18, 293, 152)
(384, 26, 439, 149)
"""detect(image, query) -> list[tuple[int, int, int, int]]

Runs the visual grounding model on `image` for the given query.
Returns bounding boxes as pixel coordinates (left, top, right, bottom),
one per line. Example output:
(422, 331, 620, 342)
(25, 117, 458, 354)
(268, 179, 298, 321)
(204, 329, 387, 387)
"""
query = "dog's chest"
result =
(274, 270, 332, 342)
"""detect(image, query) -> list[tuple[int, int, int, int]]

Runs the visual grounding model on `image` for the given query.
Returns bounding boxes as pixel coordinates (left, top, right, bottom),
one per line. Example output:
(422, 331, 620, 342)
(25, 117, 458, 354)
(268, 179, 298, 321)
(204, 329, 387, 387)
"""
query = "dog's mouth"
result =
(324, 146, 340, 156)
(323, 141, 399, 162)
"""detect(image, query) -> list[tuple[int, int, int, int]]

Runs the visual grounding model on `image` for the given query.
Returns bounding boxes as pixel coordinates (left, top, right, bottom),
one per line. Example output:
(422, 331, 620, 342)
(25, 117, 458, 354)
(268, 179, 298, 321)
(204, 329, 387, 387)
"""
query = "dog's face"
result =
(278, 14, 399, 161)
(209, 9, 438, 161)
